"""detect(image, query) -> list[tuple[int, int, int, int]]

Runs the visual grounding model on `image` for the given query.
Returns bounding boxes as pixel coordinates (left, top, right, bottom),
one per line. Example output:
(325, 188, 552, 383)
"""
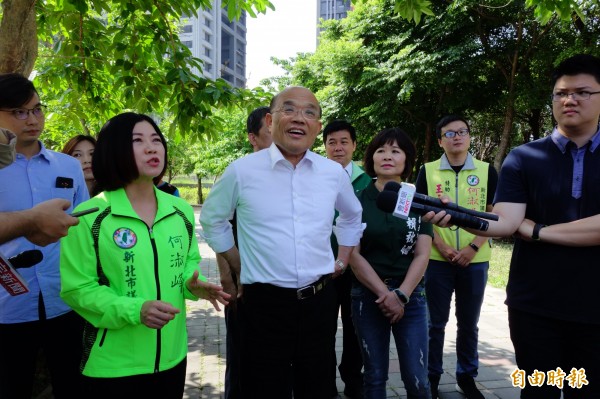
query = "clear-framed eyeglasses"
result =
(274, 105, 320, 120)
(442, 128, 469, 139)
(0, 105, 46, 120)
(551, 91, 600, 102)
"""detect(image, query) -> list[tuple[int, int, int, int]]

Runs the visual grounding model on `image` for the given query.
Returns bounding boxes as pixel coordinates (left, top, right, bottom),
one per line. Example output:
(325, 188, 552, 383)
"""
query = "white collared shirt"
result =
(200, 144, 363, 288)
(344, 162, 353, 179)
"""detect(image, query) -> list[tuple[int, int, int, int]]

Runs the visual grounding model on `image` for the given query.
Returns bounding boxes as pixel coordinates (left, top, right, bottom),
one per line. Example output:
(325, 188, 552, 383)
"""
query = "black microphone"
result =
(383, 181, 498, 221)
(8, 250, 43, 269)
(376, 188, 490, 231)
(0, 250, 36, 296)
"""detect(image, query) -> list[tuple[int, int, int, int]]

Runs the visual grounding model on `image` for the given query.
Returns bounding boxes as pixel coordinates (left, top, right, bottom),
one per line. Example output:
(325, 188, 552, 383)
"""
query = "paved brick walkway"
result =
(185, 209, 522, 399)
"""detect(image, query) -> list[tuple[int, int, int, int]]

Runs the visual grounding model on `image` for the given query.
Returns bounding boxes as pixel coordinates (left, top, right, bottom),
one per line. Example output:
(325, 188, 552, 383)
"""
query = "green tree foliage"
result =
(0, 0, 273, 146)
(195, 105, 258, 178)
(355, 0, 584, 25)
(286, 0, 598, 174)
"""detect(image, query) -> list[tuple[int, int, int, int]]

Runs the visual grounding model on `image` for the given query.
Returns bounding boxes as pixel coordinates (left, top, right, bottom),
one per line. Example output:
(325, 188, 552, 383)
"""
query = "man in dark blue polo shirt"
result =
(425, 54, 600, 399)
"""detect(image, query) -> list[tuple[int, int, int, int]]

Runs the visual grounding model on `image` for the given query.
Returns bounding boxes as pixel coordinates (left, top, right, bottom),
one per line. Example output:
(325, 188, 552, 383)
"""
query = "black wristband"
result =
(393, 288, 409, 305)
(468, 243, 479, 252)
(532, 223, 546, 241)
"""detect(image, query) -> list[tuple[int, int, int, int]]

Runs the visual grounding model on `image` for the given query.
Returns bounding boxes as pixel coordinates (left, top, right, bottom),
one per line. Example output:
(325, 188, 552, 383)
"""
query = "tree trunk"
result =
(0, 0, 38, 75)
(494, 98, 515, 172)
(526, 108, 542, 142)
(196, 174, 203, 205)
(422, 123, 432, 164)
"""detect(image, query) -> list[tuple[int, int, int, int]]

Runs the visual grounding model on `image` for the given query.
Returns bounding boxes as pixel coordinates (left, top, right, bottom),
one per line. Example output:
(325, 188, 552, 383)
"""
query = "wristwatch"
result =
(468, 243, 479, 252)
(532, 223, 546, 241)
(393, 288, 409, 305)
(335, 259, 346, 273)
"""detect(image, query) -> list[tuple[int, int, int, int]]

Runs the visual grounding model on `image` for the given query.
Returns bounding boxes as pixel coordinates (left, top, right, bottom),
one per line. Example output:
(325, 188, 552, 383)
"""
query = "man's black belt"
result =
(297, 274, 332, 300)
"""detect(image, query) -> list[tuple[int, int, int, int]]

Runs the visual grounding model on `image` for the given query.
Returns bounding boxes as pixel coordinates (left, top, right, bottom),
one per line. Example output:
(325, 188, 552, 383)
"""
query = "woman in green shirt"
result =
(60, 113, 229, 398)
(350, 127, 433, 399)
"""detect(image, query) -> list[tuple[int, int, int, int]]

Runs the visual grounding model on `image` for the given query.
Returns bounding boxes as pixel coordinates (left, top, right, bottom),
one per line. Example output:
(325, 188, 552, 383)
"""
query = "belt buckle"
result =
(297, 285, 315, 300)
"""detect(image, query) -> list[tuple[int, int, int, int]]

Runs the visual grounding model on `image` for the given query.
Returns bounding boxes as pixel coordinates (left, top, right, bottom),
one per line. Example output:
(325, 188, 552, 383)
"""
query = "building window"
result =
(182, 25, 192, 33)
(222, 72, 234, 84)
(183, 41, 193, 48)
(205, 48, 211, 57)
(204, 32, 211, 42)
(205, 63, 212, 72)
(204, 18, 211, 28)
(221, 12, 233, 29)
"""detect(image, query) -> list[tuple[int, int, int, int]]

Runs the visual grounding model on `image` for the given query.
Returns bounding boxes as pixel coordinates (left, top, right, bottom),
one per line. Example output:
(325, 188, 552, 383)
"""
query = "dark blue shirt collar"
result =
(551, 125, 600, 153)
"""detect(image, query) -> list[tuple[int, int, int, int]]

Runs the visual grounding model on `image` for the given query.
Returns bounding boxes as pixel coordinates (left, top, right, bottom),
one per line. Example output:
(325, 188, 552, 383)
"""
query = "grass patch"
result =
(179, 186, 211, 205)
(488, 238, 514, 289)
(171, 176, 198, 185)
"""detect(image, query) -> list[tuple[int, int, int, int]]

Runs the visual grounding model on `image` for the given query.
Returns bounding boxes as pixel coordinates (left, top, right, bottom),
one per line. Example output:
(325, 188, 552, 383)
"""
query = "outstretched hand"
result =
(186, 270, 231, 311)
(421, 195, 454, 227)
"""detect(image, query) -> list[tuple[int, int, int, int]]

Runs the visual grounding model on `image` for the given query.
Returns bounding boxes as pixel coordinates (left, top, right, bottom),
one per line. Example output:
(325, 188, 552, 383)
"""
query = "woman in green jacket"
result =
(60, 113, 229, 398)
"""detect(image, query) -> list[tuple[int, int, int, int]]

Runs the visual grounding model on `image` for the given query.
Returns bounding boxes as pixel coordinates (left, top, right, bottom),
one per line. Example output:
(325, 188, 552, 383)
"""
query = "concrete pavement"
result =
(185, 208, 521, 398)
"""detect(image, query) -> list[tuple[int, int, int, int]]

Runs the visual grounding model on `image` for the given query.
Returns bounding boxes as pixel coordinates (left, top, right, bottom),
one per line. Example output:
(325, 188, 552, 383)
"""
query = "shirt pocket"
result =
(51, 187, 75, 209)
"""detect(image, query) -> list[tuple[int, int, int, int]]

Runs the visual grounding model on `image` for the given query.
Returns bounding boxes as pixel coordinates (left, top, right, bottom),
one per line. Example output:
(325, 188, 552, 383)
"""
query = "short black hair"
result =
(0, 73, 39, 109)
(322, 120, 357, 142)
(552, 54, 600, 86)
(246, 106, 270, 135)
(93, 113, 167, 192)
(363, 127, 416, 180)
(435, 115, 470, 139)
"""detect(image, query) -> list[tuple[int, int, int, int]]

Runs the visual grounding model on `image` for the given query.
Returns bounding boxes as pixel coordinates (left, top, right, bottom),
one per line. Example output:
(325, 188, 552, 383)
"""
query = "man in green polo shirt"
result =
(415, 115, 498, 399)
(324, 120, 370, 399)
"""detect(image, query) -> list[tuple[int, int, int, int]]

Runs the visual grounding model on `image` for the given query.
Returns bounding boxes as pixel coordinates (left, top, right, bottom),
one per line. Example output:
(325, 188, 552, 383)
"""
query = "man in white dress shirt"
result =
(200, 86, 363, 399)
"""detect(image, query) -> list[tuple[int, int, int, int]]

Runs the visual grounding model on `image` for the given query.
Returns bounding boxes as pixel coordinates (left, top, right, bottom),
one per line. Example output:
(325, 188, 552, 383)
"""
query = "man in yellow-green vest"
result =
(415, 115, 498, 399)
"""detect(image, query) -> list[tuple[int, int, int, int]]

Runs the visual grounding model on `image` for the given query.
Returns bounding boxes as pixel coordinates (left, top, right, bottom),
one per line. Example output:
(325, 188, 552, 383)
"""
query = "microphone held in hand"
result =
(0, 250, 40, 296)
(382, 181, 498, 221)
(376, 182, 490, 231)
(8, 250, 43, 269)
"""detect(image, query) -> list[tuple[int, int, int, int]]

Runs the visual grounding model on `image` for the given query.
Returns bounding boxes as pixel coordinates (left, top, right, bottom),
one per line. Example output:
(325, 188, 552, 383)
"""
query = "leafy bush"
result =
(178, 186, 211, 205)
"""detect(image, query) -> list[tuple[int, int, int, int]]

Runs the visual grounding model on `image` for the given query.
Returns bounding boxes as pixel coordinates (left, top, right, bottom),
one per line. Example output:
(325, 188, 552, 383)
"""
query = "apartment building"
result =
(318, 0, 352, 25)
(180, 0, 247, 88)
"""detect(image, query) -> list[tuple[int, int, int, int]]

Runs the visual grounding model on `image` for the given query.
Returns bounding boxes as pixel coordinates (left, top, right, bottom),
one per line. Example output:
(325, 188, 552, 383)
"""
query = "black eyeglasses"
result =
(551, 91, 600, 102)
(0, 105, 46, 120)
(442, 128, 469, 138)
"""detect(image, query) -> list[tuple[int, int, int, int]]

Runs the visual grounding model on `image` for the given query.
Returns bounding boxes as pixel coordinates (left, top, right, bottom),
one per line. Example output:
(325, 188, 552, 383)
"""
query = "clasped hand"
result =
(376, 290, 404, 324)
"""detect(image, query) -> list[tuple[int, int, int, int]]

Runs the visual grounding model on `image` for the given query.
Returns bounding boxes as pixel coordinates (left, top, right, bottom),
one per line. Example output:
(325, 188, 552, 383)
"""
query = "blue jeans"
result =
(425, 260, 488, 378)
(351, 280, 430, 399)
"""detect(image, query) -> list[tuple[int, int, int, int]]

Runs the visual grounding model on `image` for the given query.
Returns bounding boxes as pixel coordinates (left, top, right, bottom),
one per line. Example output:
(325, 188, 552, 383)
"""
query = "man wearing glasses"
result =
(201, 86, 362, 398)
(415, 115, 497, 399)
(0, 73, 88, 398)
(424, 54, 600, 398)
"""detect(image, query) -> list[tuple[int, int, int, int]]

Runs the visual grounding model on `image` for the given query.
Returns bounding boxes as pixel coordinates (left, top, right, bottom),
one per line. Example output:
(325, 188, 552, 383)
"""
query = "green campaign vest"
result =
(424, 154, 492, 262)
